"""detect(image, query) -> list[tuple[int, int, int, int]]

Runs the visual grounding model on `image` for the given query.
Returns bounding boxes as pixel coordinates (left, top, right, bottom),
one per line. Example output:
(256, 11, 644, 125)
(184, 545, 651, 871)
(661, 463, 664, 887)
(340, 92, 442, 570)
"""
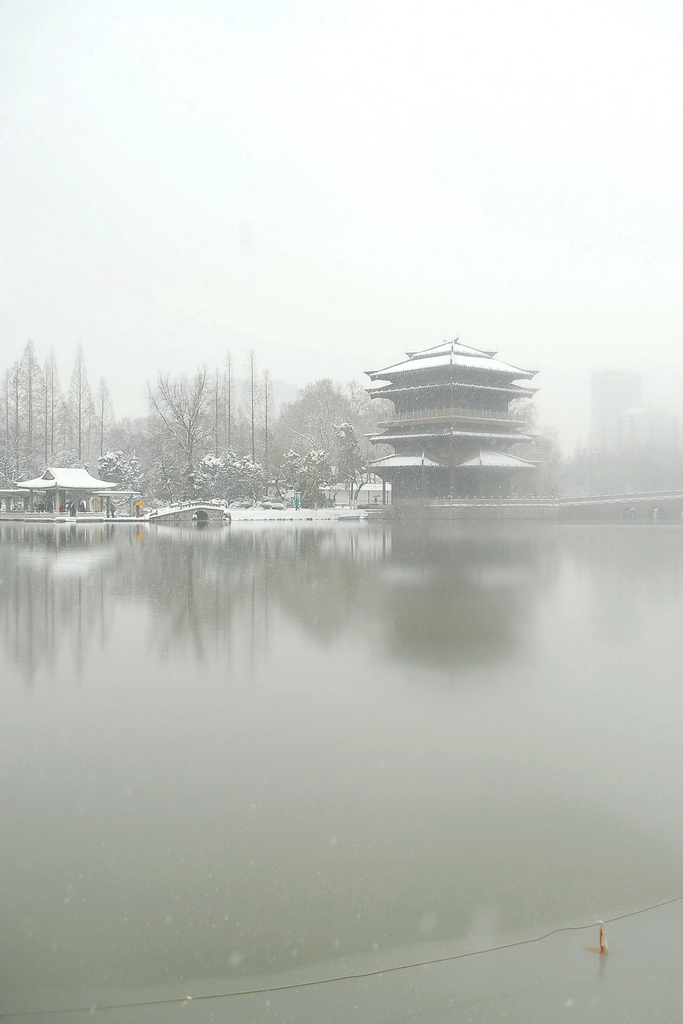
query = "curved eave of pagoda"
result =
(365, 359, 537, 383)
(457, 449, 540, 470)
(366, 380, 538, 399)
(404, 341, 498, 360)
(367, 369, 536, 385)
(369, 428, 538, 444)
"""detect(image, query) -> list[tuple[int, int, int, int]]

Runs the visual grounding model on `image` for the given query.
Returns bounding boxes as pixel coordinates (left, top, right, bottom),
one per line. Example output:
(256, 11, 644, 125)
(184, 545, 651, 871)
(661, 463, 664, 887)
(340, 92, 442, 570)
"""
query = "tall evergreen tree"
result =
(95, 378, 114, 458)
(68, 345, 93, 463)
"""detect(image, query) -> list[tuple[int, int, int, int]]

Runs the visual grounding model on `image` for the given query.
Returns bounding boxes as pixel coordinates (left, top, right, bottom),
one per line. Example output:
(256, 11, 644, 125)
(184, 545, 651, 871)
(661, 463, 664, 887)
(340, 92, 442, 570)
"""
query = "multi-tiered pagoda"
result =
(366, 339, 539, 500)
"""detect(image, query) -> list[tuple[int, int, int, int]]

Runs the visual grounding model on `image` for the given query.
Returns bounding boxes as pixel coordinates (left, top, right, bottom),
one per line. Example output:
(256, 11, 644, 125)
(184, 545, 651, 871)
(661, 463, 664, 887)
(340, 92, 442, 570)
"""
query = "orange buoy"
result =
(583, 920, 609, 954)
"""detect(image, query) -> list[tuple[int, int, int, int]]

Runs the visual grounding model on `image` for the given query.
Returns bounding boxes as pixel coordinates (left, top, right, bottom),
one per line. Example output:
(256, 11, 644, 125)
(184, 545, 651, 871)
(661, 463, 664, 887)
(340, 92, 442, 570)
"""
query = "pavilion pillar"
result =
(382, 478, 386, 505)
(29, 491, 34, 512)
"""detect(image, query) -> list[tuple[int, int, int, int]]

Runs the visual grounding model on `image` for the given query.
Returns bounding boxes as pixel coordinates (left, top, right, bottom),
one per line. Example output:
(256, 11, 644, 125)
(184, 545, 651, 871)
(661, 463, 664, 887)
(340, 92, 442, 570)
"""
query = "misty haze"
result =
(3, 2, 683, 1022)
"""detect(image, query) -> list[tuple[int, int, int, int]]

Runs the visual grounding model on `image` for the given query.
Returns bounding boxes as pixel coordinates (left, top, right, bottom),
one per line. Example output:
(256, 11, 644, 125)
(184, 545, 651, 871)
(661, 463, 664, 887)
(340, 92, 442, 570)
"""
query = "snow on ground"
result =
(227, 507, 338, 522)
(143, 503, 374, 523)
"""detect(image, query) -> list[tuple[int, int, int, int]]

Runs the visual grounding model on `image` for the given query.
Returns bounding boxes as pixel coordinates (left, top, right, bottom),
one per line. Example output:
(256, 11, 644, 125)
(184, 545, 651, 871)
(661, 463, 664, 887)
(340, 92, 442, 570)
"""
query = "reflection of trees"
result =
(116, 524, 393, 663)
(9, 521, 683, 988)
(0, 523, 118, 684)
(6, 521, 682, 687)
(123, 523, 556, 675)
(1, 521, 561, 685)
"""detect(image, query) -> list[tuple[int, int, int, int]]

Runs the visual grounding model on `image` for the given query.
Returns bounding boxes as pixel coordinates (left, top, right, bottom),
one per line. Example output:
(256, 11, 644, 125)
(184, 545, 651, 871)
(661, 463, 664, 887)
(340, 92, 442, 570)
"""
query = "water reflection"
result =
(3, 522, 683, 1016)
(0, 522, 557, 682)
(380, 525, 558, 669)
(0, 524, 119, 683)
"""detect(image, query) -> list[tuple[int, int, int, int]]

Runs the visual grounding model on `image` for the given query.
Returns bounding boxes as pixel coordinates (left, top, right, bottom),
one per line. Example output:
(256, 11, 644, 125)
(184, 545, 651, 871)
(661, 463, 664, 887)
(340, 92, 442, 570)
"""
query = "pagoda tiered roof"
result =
(370, 449, 538, 472)
(364, 336, 539, 498)
(367, 380, 538, 398)
(368, 428, 536, 443)
(371, 454, 442, 469)
(366, 339, 536, 382)
(457, 450, 538, 469)
(404, 340, 498, 359)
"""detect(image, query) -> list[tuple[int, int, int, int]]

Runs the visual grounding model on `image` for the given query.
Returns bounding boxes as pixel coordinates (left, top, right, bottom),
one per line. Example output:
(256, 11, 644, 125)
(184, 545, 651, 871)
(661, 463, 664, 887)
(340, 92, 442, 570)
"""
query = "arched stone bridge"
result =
(147, 502, 230, 525)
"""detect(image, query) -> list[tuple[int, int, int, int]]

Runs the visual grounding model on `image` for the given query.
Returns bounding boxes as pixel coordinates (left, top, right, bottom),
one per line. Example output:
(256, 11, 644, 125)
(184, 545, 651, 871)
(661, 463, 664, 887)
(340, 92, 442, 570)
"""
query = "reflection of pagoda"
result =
(366, 339, 539, 499)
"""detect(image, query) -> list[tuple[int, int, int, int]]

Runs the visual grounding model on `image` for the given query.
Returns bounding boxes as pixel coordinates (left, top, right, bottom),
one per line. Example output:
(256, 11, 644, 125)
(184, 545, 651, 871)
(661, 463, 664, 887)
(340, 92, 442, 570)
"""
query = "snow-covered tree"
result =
(148, 368, 212, 496)
(273, 379, 391, 494)
(97, 450, 142, 490)
(95, 378, 115, 457)
(194, 450, 265, 504)
(51, 449, 87, 469)
(334, 421, 375, 502)
(67, 345, 94, 464)
(281, 448, 331, 507)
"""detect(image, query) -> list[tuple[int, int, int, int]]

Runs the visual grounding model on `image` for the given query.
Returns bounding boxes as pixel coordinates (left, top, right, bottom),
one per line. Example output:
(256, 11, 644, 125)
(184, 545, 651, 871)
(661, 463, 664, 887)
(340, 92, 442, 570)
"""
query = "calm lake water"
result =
(2, 520, 683, 1022)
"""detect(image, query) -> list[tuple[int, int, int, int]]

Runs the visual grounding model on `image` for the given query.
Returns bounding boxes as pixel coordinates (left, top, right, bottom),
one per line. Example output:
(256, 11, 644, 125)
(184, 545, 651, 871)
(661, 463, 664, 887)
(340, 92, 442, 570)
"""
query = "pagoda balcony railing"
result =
(377, 406, 526, 427)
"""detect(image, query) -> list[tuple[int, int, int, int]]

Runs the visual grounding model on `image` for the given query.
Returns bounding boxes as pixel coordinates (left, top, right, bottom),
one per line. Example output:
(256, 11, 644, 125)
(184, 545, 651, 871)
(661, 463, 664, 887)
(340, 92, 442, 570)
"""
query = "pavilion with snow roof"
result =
(7, 467, 133, 516)
(366, 338, 539, 500)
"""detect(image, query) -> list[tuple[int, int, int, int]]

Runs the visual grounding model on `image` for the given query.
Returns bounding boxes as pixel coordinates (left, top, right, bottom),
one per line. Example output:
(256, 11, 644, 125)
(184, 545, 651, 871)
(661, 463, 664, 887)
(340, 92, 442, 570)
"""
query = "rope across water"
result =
(4, 894, 682, 1018)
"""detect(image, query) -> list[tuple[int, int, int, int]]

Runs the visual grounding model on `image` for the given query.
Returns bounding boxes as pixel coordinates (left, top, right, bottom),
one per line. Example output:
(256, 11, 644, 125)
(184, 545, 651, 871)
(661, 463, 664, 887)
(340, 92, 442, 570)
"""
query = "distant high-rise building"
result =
(590, 370, 642, 454)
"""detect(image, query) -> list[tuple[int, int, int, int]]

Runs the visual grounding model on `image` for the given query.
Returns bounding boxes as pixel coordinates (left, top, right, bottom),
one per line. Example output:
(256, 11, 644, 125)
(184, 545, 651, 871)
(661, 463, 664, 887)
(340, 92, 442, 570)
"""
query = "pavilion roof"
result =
(15, 468, 117, 490)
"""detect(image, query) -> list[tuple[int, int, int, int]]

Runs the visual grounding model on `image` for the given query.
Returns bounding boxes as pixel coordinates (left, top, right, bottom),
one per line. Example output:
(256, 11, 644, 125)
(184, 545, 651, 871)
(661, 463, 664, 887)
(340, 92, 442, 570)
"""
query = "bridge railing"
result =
(560, 490, 683, 504)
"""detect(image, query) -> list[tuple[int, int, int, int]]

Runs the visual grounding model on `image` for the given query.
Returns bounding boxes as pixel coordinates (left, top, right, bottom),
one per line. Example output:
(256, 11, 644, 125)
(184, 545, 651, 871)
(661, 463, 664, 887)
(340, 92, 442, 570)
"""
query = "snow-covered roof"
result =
(370, 429, 536, 443)
(367, 380, 537, 397)
(369, 353, 534, 379)
(366, 339, 536, 381)
(405, 339, 497, 360)
(371, 454, 442, 469)
(15, 468, 116, 490)
(458, 450, 538, 469)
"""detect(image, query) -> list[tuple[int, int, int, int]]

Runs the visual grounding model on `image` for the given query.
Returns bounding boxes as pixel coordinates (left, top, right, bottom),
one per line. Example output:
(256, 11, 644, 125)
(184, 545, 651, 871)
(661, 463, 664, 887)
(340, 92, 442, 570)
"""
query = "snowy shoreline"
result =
(0, 506, 376, 525)
(226, 507, 361, 522)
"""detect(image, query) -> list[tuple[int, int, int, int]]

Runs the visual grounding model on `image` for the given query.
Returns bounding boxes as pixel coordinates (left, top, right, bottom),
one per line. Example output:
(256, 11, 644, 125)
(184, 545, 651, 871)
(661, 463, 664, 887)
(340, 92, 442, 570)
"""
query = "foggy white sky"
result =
(2, 0, 682, 448)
